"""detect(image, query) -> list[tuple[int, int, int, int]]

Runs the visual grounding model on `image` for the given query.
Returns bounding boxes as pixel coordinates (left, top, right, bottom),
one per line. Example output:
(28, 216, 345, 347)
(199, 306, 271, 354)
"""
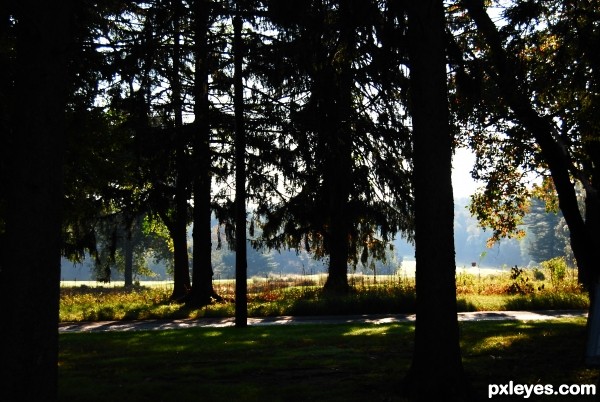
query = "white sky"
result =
(452, 147, 480, 200)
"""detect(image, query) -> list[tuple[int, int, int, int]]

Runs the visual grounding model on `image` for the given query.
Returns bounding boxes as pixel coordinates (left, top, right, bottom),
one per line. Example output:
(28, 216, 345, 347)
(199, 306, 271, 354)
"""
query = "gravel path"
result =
(58, 310, 588, 333)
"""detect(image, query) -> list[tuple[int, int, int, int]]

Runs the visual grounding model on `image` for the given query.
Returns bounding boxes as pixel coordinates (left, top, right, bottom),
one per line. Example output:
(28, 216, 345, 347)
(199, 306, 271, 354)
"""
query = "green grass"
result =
(59, 318, 599, 401)
(59, 269, 589, 322)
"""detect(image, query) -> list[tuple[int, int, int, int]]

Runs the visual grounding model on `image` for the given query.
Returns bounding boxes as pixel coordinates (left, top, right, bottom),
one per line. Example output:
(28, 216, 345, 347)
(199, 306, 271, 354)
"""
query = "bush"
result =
(541, 257, 568, 286)
(532, 268, 545, 281)
(506, 266, 534, 295)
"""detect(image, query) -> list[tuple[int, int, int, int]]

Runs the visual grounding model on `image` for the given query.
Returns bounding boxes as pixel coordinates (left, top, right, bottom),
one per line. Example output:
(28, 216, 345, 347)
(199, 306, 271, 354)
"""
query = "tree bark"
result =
(188, 0, 221, 308)
(0, 2, 71, 401)
(233, 13, 248, 327)
(322, 1, 354, 296)
(169, 0, 191, 300)
(404, 1, 469, 400)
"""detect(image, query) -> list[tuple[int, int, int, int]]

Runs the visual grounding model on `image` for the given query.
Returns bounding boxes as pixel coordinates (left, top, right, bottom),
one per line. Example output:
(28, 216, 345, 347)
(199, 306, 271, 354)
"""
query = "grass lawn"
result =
(59, 318, 599, 401)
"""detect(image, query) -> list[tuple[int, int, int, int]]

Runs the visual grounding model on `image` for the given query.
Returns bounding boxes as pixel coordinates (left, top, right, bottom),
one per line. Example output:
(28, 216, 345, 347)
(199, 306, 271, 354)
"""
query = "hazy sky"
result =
(452, 147, 480, 200)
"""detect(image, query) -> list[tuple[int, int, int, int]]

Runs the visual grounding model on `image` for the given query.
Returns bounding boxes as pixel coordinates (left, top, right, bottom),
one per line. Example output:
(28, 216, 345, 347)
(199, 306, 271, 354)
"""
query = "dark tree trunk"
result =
(169, 218, 191, 299)
(158, 211, 191, 301)
(233, 13, 248, 327)
(404, 1, 469, 400)
(0, 2, 71, 401)
(464, 0, 600, 291)
(169, 0, 191, 301)
(123, 226, 134, 288)
(322, 132, 352, 296)
(188, 0, 221, 308)
(323, 102, 352, 295)
(322, 1, 354, 296)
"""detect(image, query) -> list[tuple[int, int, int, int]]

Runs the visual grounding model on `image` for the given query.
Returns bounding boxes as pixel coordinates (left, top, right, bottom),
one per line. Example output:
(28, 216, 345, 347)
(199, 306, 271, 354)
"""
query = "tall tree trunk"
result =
(322, 119, 352, 295)
(158, 210, 191, 300)
(188, 0, 221, 307)
(169, 0, 191, 300)
(0, 2, 71, 401)
(404, 1, 469, 400)
(233, 13, 248, 327)
(322, 1, 354, 296)
(323, 90, 352, 294)
(464, 0, 600, 291)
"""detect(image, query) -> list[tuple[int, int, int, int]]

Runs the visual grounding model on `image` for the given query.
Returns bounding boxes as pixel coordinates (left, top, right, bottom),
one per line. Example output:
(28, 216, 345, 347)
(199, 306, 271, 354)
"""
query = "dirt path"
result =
(58, 310, 587, 333)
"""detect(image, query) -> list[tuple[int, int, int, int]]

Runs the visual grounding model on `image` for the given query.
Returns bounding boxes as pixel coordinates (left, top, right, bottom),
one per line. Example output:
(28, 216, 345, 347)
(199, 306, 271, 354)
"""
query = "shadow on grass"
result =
(59, 322, 414, 402)
(461, 319, 598, 401)
(60, 318, 597, 402)
(284, 287, 417, 317)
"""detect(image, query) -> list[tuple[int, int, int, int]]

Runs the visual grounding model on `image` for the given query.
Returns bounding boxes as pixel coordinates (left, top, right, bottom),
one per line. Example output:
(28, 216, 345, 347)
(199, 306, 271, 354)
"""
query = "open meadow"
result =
(59, 267, 589, 323)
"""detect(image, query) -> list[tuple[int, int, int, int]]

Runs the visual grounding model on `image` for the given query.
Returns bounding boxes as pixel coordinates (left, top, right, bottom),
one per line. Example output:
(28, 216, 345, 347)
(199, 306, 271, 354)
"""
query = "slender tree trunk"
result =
(188, 0, 221, 307)
(170, 220, 191, 299)
(233, 13, 248, 327)
(464, 0, 600, 291)
(169, 0, 191, 300)
(124, 225, 134, 288)
(404, 1, 470, 400)
(0, 2, 71, 401)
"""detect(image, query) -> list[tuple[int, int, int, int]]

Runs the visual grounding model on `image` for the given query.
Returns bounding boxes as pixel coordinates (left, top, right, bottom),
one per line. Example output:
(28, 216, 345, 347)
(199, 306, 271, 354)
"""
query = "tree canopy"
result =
(1, 1, 598, 400)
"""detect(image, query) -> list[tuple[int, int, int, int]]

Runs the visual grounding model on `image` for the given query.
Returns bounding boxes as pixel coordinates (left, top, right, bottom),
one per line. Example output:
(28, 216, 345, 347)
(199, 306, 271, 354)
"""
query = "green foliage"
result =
(450, 0, 600, 278)
(541, 256, 568, 286)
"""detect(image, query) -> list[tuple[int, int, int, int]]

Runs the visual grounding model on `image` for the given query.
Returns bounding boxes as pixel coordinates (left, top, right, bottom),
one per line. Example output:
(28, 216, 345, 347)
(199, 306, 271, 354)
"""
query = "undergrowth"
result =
(60, 267, 589, 322)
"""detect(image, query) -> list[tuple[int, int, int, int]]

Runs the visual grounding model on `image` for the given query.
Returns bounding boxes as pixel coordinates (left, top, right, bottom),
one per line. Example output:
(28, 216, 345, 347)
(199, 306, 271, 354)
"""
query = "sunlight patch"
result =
(342, 326, 389, 337)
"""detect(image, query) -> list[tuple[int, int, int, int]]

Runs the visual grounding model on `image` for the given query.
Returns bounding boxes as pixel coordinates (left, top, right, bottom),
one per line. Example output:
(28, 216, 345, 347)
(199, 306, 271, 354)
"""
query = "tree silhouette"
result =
(0, 2, 73, 400)
(403, 1, 469, 400)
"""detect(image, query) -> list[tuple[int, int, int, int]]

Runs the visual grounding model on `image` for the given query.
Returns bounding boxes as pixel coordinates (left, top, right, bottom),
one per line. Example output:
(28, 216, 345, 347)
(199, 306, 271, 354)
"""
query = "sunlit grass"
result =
(60, 268, 589, 322)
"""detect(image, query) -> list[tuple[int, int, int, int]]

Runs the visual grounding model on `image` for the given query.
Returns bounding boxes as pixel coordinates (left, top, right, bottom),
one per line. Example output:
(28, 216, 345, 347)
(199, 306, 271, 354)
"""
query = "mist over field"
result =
(61, 197, 550, 282)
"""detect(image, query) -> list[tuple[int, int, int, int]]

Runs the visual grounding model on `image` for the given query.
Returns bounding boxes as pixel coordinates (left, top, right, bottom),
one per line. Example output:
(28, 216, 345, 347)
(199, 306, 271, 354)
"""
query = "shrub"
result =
(532, 268, 545, 281)
(541, 257, 568, 286)
(506, 266, 534, 295)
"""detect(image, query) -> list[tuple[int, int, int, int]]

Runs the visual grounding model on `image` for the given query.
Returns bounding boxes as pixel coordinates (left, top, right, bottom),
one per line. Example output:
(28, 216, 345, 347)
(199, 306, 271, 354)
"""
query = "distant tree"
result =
(90, 213, 163, 284)
(524, 197, 569, 264)
(403, 0, 469, 400)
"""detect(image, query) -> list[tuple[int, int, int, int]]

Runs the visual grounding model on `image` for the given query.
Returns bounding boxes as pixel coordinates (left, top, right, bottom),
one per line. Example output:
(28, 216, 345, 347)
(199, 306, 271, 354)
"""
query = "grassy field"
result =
(59, 318, 598, 401)
(59, 269, 589, 323)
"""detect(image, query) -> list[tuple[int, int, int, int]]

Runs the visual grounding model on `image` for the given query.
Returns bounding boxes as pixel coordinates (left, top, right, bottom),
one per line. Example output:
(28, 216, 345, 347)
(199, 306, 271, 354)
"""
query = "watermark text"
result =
(488, 381, 596, 399)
